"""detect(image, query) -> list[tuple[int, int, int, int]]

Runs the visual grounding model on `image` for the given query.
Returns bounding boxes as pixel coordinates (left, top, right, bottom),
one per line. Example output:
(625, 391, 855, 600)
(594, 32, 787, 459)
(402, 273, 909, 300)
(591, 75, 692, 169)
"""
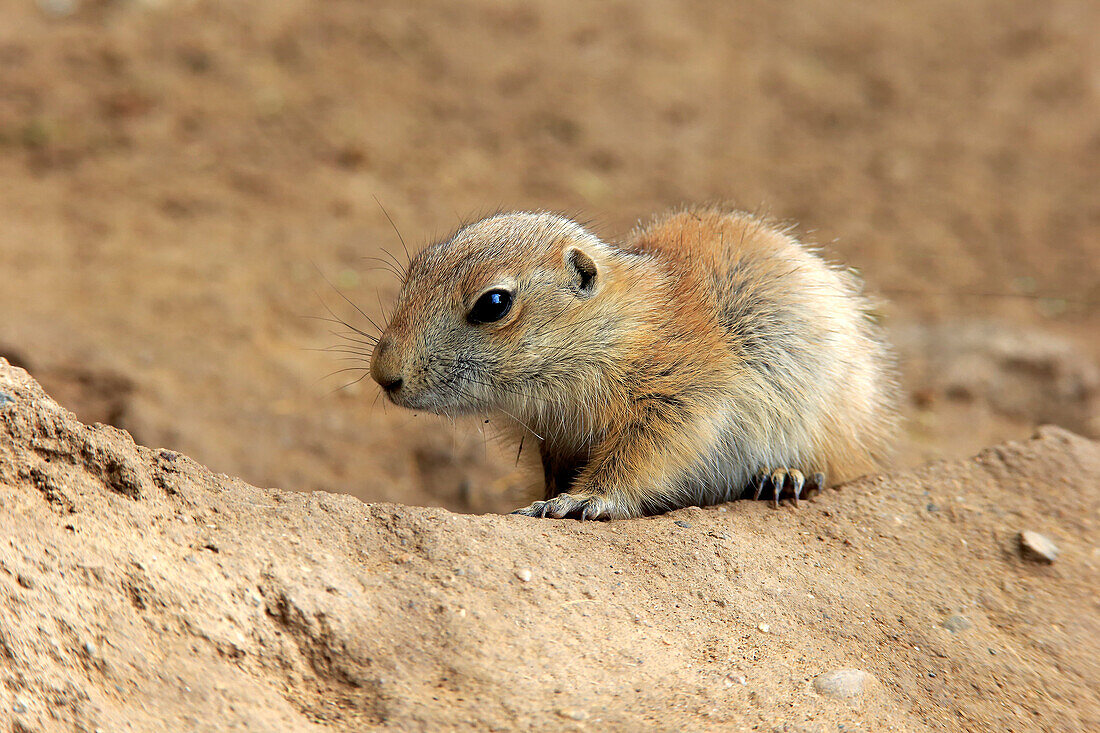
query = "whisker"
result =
(303, 343, 372, 353)
(323, 337, 377, 353)
(311, 263, 385, 335)
(376, 290, 390, 323)
(327, 330, 378, 346)
(373, 195, 412, 266)
(329, 371, 373, 395)
(311, 290, 382, 340)
(321, 365, 372, 380)
(380, 247, 406, 279)
(302, 315, 381, 344)
(360, 257, 404, 280)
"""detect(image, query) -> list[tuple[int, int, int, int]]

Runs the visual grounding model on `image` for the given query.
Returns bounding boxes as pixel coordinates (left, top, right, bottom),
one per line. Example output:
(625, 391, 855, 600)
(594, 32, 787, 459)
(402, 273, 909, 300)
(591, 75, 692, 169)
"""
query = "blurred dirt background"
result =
(1, 0, 1098, 513)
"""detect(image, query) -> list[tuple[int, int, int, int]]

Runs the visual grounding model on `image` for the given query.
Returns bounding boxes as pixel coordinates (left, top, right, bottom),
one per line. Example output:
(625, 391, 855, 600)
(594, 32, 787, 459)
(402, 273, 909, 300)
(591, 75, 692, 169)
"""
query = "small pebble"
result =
(12, 697, 28, 714)
(674, 520, 690, 528)
(757, 623, 770, 633)
(557, 708, 588, 721)
(813, 669, 874, 698)
(515, 568, 532, 582)
(926, 503, 939, 512)
(943, 615, 972, 633)
(0, 392, 13, 408)
(1019, 531, 1058, 563)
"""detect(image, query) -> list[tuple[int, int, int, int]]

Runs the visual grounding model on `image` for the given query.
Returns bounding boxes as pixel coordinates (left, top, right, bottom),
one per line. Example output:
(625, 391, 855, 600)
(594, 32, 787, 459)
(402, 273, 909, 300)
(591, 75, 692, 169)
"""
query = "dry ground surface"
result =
(2, 361, 1099, 731)
(0, 0, 1097, 512)
(0, 0, 1099, 730)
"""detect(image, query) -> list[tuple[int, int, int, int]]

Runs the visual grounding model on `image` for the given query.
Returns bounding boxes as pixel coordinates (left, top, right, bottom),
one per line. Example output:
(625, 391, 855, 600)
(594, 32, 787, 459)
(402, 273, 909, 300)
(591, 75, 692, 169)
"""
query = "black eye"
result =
(468, 289, 513, 324)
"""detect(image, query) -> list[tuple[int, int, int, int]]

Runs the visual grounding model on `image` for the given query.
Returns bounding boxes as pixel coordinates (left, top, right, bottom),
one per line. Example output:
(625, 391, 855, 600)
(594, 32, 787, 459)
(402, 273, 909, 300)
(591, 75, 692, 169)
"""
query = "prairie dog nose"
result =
(370, 336, 404, 392)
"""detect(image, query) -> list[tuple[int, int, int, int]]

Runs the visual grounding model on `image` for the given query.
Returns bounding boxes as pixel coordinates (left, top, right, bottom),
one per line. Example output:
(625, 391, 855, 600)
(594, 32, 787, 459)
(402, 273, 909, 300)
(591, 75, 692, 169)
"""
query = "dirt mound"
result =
(1, 359, 1097, 732)
(2, 0, 1098, 518)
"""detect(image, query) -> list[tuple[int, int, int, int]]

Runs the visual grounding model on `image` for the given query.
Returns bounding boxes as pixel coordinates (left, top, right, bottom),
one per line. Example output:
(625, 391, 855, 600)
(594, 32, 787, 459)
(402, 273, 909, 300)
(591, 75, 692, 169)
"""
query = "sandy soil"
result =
(2, 361, 1098, 731)
(0, 0, 1097, 515)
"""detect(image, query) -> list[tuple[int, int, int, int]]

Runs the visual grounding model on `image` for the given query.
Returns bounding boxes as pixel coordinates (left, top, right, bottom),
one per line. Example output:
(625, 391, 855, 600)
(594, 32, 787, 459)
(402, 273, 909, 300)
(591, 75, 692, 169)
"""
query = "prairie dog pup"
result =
(370, 208, 899, 520)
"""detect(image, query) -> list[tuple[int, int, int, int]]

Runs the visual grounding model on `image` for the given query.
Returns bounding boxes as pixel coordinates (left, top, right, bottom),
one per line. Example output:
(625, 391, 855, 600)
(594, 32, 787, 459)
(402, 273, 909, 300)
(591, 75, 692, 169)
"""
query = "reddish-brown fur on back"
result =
(371, 207, 900, 519)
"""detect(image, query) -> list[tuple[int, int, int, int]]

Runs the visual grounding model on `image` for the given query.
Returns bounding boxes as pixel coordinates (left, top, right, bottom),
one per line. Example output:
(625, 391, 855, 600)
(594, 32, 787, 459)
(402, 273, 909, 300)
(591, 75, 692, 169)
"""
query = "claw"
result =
(511, 501, 542, 517)
(512, 492, 615, 521)
(770, 468, 788, 508)
(752, 468, 769, 501)
(789, 469, 805, 505)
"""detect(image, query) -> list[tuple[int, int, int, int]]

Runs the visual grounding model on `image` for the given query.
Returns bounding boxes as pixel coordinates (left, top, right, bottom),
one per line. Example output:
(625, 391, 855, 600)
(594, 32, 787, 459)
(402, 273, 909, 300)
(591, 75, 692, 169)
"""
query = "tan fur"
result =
(370, 207, 900, 519)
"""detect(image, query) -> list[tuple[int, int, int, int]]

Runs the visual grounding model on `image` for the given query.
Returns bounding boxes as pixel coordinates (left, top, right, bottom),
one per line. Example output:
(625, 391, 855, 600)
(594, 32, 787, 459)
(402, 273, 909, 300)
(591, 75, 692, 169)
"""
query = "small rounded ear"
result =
(566, 246, 598, 296)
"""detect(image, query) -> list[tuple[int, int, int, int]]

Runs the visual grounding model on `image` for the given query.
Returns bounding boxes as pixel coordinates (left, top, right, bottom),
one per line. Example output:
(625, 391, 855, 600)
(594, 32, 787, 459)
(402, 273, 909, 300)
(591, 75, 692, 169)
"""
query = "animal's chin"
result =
(386, 389, 485, 416)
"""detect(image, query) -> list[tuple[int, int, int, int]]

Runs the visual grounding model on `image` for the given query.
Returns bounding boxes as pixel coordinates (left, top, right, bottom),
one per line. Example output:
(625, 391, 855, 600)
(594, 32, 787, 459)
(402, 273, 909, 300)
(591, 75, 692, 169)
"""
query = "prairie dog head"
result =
(370, 212, 616, 417)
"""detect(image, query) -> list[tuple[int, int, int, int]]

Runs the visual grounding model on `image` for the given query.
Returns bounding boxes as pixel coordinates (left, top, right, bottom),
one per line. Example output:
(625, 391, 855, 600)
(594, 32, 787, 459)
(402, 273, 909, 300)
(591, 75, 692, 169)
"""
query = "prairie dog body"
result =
(370, 208, 899, 520)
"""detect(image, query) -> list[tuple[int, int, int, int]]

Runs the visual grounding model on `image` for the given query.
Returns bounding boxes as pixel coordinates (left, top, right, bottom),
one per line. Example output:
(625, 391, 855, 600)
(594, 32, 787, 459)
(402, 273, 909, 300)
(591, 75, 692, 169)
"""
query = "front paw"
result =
(751, 468, 826, 507)
(511, 492, 622, 521)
